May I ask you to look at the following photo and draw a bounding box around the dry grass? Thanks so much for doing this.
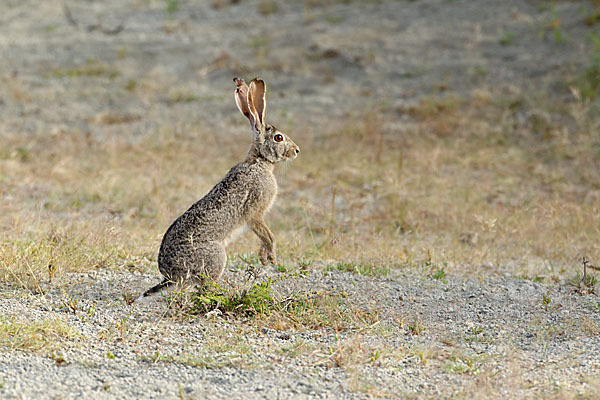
[0,316,79,354]
[1,85,599,287]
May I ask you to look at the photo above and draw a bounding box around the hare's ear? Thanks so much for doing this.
[233,77,256,128]
[248,78,266,128]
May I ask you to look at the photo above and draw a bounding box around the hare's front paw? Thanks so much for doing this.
[259,245,276,266]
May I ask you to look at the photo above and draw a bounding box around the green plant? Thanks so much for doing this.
[78,305,96,323]
[578,56,600,100]
[519,275,544,283]
[571,257,599,294]
[51,59,119,79]
[168,89,199,104]
[430,267,446,281]
[166,0,179,13]
[140,351,163,363]
[543,6,563,43]
[542,291,552,311]
[191,278,276,317]
[327,261,389,277]
[124,79,137,91]
[60,292,78,315]
[500,31,516,46]
[324,15,345,24]
[446,356,480,375]
[407,317,425,335]
[258,0,279,16]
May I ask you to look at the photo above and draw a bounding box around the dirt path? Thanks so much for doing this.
[0,267,598,399]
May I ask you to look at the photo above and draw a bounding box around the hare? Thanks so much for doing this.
[141,77,299,298]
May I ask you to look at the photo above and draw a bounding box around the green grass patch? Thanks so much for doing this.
[51,59,119,79]
[576,55,600,100]
[499,31,516,46]
[169,273,379,331]
[190,278,277,317]
[326,261,389,277]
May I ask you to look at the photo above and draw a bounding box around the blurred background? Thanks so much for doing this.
[0,0,599,287]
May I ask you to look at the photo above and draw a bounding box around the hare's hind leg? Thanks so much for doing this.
[192,240,227,285]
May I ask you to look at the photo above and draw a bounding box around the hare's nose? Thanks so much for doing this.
[294,147,300,155]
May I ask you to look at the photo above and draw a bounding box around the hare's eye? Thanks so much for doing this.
[274,134,284,142]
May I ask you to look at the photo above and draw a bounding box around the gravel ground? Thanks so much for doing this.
[1,0,600,398]
[0,268,598,399]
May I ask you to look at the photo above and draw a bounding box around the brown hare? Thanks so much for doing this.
[141,77,299,298]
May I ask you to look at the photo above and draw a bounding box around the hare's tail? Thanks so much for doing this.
[136,279,173,302]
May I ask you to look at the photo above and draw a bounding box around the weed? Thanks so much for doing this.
[582,317,600,335]
[430,267,446,281]
[10,146,30,161]
[106,350,115,359]
[124,79,137,91]
[165,0,179,13]
[140,350,258,369]
[166,267,378,331]
[446,356,480,375]
[249,36,270,50]
[79,305,96,323]
[60,292,78,315]
[98,317,130,341]
[500,31,516,46]
[140,351,163,363]
[408,345,433,365]
[406,317,425,335]
[326,261,389,277]
[0,221,134,291]
[519,275,544,283]
[542,290,552,311]
[471,65,488,77]
[49,350,67,365]
[541,6,564,43]
[167,89,199,104]
[190,278,276,317]
[275,263,292,273]
[280,339,314,358]
[325,335,381,368]
[571,257,599,294]
[584,8,600,26]
[0,316,79,354]
[122,291,137,305]
[464,326,494,344]
[258,0,279,16]
[576,56,600,100]
[51,59,119,79]
[324,15,345,24]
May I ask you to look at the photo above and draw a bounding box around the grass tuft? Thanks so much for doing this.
[326,261,389,277]
[167,270,379,331]
[0,316,79,354]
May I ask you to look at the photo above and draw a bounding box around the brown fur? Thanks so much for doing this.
[143,78,299,297]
